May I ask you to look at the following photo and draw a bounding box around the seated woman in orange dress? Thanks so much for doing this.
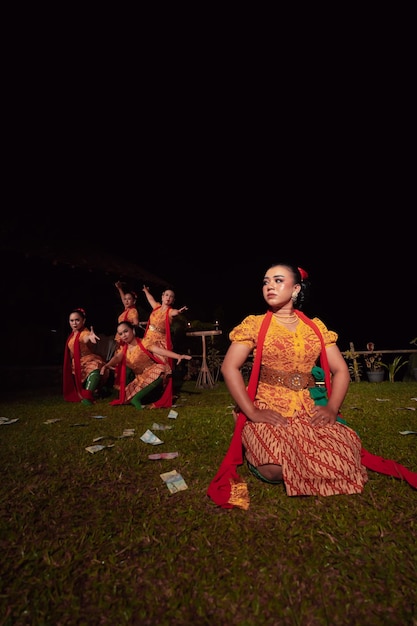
[101,321,191,409]
[208,263,368,508]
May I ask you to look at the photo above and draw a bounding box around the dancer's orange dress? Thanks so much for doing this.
[142,305,174,407]
[63,329,105,402]
[232,314,368,497]
[110,338,171,405]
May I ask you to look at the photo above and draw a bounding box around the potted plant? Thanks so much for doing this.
[380,355,408,382]
[364,342,384,382]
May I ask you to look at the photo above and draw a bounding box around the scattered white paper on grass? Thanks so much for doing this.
[92,430,135,443]
[399,430,417,435]
[120,429,135,438]
[160,470,188,493]
[152,422,173,431]
[85,444,115,454]
[148,452,179,460]
[0,417,19,425]
[167,410,178,419]
[140,429,163,445]
[376,398,390,402]
[43,419,62,424]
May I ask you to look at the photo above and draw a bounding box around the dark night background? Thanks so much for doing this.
[1,204,415,373]
[2,52,416,374]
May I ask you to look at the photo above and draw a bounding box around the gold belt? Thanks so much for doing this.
[149,324,165,334]
[259,366,315,391]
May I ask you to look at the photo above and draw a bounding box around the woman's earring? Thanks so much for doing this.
[292,294,297,302]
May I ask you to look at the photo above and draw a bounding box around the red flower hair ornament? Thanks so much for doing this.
[298,267,308,281]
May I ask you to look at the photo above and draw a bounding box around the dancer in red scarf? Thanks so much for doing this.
[141,285,188,408]
[102,321,191,409]
[207,263,417,509]
[114,281,140,338]
[63,308,108,405]
[113,282,141,389]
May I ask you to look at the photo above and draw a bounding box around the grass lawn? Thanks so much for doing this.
[1,380,416,625]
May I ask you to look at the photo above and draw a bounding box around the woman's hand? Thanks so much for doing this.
[88,326,100,344]
[310,405,338,427]
[176,354,192,364]
[247,407,289,427]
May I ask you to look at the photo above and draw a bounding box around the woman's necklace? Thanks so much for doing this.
[273,312,298,324]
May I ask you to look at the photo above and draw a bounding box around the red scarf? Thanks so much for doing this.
[122,308,132,321]
[207,310,417,509]
[110,337,165,406]
[63,331,93,403]
[207,312,272,509]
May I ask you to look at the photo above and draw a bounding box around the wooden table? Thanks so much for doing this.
[186,330,222,388]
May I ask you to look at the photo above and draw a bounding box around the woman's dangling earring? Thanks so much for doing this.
[292,293,297,303]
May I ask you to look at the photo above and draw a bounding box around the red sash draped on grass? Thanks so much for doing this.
[207,310,417,509]
[63,332,93,403]
[207,312,272,509]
